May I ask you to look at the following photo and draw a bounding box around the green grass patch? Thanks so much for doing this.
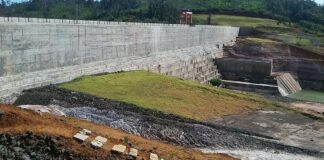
[246,38,277,43]
[60,71,271,121]
[278,34,312,47]
[193,14,288,28]
[289,90,324,104]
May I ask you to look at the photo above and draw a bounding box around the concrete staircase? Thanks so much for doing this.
[276,73,302,96]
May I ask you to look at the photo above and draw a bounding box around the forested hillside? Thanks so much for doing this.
[0,0,323,33]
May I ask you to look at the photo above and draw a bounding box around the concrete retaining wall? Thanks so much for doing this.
[0,17,239,97]
[216,58,275,84]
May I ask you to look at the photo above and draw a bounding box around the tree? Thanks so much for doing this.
[147,0,179,23]
[1,0,6,8]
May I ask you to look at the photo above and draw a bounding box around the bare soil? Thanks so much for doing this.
[0,104,235,160]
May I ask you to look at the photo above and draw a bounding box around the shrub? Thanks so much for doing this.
[210,78,222,87]
[0,109,5,117]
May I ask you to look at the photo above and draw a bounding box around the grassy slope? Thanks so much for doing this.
[60,71,270,121]
[246,37,277,43]
[193,14,286,28]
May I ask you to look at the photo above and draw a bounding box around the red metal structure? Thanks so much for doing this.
[180,9,192,24]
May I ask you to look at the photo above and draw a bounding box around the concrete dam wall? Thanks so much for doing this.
[0,17,239,97]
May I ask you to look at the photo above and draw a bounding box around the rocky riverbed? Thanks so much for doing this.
[14,85,324,159]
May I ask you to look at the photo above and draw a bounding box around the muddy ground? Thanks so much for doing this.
[14,85,324,159]
[211,110,324,152]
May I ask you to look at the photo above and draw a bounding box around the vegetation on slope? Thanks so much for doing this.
[193,14,287,28]
[193,14,324,53]
[60,71,270,121]
[246,38,277,43]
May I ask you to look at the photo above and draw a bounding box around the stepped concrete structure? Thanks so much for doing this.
[277,73,302,96]
[0,17,239,98]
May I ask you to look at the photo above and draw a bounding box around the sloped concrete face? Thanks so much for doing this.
[0,17,239,98]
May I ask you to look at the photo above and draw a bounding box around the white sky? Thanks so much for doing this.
[316,0,324,4]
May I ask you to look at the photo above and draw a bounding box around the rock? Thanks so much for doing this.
[51,138,58,145]
[13,147,23,153]
[0,145,8,155]
[19,154,31,160]
[30,152,36,157]
[44,146,51,152]
[11,139,17,146]
[0,136,7,142]
[150,153,159,160]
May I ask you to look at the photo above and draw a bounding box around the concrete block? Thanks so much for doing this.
[150,153,159,160]
[128,148,138,158]
[91,140,103,148]
[95,136,107,143]
[73,133,89,142]
[80,129,91,135]
[111,144,126,154]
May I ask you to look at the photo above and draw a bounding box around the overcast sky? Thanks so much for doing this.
[315,0,324,4]
[10,0,324,5]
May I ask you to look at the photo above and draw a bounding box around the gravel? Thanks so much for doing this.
[0,132,84,160]
[0,132,125,160]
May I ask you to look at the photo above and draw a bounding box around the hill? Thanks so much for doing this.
[193,14,324,53]
[60,71,271,121]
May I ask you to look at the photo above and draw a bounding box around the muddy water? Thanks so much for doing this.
[14,86,324,159]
